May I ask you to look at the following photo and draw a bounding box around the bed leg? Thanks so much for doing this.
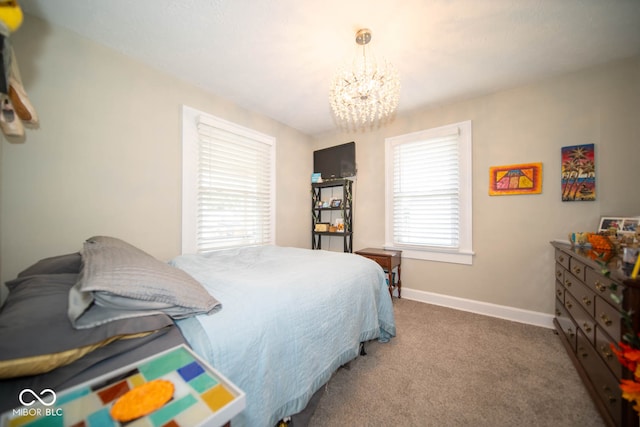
[359,342,367,356]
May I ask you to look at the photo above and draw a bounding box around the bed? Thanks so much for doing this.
[0,236,396,426]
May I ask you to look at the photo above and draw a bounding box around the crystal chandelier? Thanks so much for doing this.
[329,28,400,131]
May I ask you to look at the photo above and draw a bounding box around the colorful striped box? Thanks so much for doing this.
[0,345,245,427]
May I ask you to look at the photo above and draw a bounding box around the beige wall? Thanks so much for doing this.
[0,15,312,283]
[2,14,639,317]
[314,57,640,314]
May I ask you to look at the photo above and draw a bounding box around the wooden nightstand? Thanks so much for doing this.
[355,248,402,298]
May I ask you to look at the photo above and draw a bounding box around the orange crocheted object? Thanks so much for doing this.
[110,379,174,422]
[588,233,614,251]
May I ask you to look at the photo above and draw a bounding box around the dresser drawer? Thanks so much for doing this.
[555,262,565,284]
[555,249,570,269]
[565,292,596,345]
[362,255,391,270]
[577,330,622,426]
[562,271,580,294]
[595,295,623,343]
[595,325,623,379]
[565,271,595,317]
[555,280,564,303]
[555,298,577,352]
[586,267,624,307]
[569,257,587,282]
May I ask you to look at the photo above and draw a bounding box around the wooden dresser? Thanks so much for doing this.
[552,241,640,426]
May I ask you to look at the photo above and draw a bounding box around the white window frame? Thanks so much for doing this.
[181,105,276,254]
[384,120,473,265]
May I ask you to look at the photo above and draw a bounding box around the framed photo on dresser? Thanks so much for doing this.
[598,216,639,234]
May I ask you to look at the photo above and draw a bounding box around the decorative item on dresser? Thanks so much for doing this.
[552,241,640,427]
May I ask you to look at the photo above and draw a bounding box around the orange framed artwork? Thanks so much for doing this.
[489,162,542,196]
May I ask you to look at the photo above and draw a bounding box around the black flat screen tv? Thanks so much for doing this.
[313,142,356,180]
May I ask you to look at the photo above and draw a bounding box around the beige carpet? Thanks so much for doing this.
[309,298,606,427]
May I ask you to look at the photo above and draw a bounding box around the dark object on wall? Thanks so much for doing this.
[313,141,356,180]
[0,35,8,94]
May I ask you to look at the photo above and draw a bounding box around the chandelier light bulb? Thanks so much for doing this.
[329,28,400,131]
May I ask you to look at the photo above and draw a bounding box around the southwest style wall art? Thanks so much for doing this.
[489,162,542,196]
[561,143,595,201]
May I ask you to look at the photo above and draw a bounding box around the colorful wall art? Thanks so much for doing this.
[561,144,595,201]
[489,162,542,196]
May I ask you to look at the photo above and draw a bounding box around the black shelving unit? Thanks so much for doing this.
[311,179,353,252]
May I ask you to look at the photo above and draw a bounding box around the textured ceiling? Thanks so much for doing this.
[20,0,640,136]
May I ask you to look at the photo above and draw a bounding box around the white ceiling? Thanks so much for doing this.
[20,0,640,136]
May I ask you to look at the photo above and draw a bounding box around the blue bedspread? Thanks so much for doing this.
[170,246,396,427]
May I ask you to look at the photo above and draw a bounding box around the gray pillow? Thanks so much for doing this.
[17,252,82,277]
[0,282,8,309]
[0,252,82,310]
[69,236,221,329]
[0,273,174,377]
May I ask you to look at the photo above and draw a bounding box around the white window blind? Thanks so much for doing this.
[385,120,473,265]
[392,133,460,248]
[182,106,275,254]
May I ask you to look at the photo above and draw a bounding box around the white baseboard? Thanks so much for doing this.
[397,287,555,329]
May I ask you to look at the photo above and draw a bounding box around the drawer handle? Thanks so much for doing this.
[555,309,561,316]
[556,271,562,278]
[595,282,607,293]
[556,290,562,297]
[599,345,613,360]
[603,386,617,404]
[566,301,573,309]
[564,279,572,287]
[578,347,588,358]
[582,323,592,333]
[559,255,565,262]
[600,314,613,326]
[582,297,592,306]
[573,266,581,275]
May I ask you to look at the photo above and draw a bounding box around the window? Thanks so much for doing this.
[182,106,275,254]
[385,120,473,265]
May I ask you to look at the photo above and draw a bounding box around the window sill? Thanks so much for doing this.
[384,246,474,265]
